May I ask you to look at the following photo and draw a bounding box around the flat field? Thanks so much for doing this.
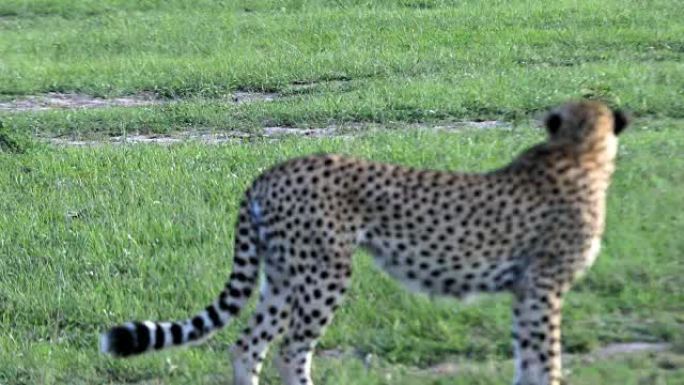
[0,1,683,384]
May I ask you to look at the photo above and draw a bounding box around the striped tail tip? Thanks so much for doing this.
[100,322,149,357]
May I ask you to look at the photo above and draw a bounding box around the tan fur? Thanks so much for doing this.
[101,101,627,385]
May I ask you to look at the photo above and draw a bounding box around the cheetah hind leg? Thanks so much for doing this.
[275,266,351,385]
[231,277,294,385]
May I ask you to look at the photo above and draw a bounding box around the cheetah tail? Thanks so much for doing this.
[99,199,264,357]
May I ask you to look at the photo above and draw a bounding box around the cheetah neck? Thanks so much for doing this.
[504,139,618,236]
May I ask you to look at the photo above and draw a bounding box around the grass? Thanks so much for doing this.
[1,126,683,384]
[1,0,683,383]
[1,0,684,136]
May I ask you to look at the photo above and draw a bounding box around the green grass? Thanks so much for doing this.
[1,0,684,136]
[1,125,683,384]
[1,0,683,383]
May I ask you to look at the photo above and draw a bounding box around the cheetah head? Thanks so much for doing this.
[544,101,629,146]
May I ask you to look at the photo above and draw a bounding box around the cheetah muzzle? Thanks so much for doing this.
[100,101,629,385]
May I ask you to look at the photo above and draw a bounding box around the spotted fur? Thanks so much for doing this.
[100,101,628,385]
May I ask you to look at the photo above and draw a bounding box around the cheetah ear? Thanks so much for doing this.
[613,110,629,135]
[544,112,562,135]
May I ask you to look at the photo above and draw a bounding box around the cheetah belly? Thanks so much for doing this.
[362,237,521,299]
[575,237,602,280]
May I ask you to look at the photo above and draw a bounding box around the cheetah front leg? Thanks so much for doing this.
[511,282,564,385]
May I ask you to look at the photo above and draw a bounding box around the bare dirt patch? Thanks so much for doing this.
[44,126,352,146]
[43,120,512,146]
[0,92,162,112]
[45,126,349,146]
[592,342,671,359]
[262,126,343,137]
[413,120,510,131]
[231,91,278,104]
[47,133,240,147]
[0,91,279,112]
[44,122,360,146]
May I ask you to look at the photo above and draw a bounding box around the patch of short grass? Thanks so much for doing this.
[0,123,682,384]
[4,64,684,137]
[1,0,683,134]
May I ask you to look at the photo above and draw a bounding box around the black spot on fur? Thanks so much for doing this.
[226,303,241,315]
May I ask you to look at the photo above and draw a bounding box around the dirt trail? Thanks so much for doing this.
[44,120,511,146]
[3,90,512,144]
[45,127,350,146]
[0,92,161,111]
[0,91,277,112]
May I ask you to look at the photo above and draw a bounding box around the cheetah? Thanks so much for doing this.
[100,101,629,385]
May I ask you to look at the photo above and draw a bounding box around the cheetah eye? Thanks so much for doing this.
[613,109,629,135]
[544,113,562,135]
